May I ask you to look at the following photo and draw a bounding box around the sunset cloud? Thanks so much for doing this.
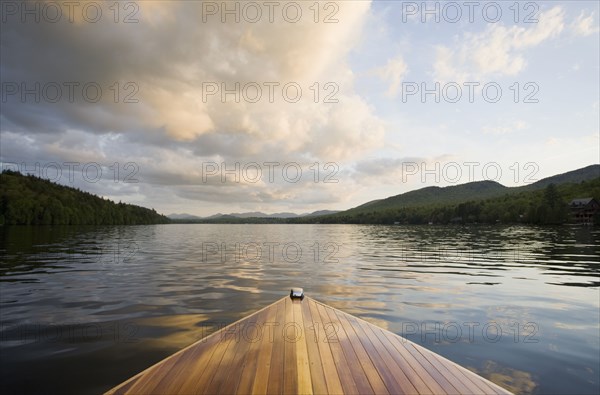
[1,1,598,216]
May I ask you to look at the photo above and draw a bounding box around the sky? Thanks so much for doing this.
[1,0,599,217]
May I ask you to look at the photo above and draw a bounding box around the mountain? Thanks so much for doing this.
[303,210,341,217]
[228,211,300,218]
[294,164,600,225]
[168,213,203,220]
[341,165,600,215]
[170,166,599,225]
[270,212,303,218]
[519,164,600,190]
[203,213,226,219]
[347,180,508,214]
[0,170,170,226]
[171,210,342,221]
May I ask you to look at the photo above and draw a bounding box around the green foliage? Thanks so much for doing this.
[348,180,508,214]
[520,164,600,190]
[342,165,599,217]
[0,170,170,226]
[293,178,600,226]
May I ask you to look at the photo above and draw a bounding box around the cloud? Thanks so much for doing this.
[1,0,383,162]
[482,120,529,135]
[376,56,409,98]
[571,11,600,37]
[1,0,387,213]
[351,155,458,187]
[433,7,565,82]
[0,126,359,214]
[3,1,595,216]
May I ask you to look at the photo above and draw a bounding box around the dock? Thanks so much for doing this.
[106,292,512,394]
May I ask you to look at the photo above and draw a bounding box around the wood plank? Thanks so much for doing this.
[150,326,227,394]
[174,331,228,393]
[109,298,285,395]
[195,321,240,394]
[202,326,243,393]
[250,301,279,394]
[236,307,273,394]
[180,299,281,394]
[115,353,183,394]
[459,367,511,395]
[216,309,264,394]
[283,297,299,394]
[314,300,360,394]
[106,296,514,395]
[334,310,390,394]
[353,316,418,395]
[300,296,328,394]
[382,330,455,395]
[107,377,138,395]
[343,314,405,395]
[416,344,509,395]
[406,343,492,394]
[405,343,460,394]
[266,297,286,394]
[441,353,511,395]
[370,326,435,394]
[322,304,374,394]
[293,299,313,394]
[308,299,344,394]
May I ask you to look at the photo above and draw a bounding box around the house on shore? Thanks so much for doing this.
[569,198,600,225]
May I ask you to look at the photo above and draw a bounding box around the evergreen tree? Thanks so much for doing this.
[0,170,170,226]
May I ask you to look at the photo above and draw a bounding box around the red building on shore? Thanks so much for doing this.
[569,198,600,225]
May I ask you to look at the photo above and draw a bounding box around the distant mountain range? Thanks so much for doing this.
[518,164,600,190]
[170,165,599,223]
[168,210,340,220]
[3,164,597,226]
[346,164,600,214]
[297,164,600,225]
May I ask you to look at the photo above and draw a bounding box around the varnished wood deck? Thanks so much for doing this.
[106,296,512,394]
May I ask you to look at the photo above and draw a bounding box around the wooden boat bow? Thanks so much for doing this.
[106,291,512,394]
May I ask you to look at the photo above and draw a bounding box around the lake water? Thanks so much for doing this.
[1,224,598,394]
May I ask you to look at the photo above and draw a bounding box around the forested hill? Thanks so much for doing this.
[0,170,170,225]
[349,180,507,213]
[292,165,600,225]
[348,165,600,214]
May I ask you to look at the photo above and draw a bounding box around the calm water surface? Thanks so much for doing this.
[1,224,599,394]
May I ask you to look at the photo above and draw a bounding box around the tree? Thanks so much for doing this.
[544,184,561,208]
[0,171,170,226]
[542,184,567,224]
